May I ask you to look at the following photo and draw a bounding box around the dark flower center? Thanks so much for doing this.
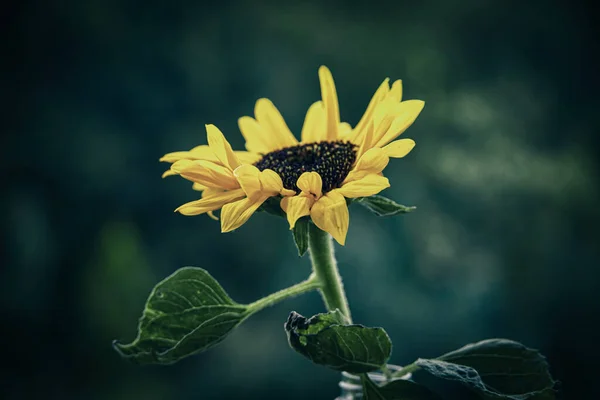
[254,141,357,193]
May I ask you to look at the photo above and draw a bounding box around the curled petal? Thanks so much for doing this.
[281,195,314,229]
[297,171,323,198]
[337,174,390,198]
[260,169,285,194]
[233,164,262,201]
[310,190,349,245]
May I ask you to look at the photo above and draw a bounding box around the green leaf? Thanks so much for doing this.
[416,339,556,399]
[356,195,416,216]
[292,217,309,256]
[284,310,392,373]
[362,375,443,400]
[113,267,249,364]
[257,196,286,218]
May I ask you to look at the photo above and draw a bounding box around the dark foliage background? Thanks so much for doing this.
[3,0,599,399]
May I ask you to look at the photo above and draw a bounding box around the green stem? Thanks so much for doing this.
[390,362,420,379]
[247,274,320,314]
[308,223,352,322]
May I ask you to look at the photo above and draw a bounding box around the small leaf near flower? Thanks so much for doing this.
[113,267,248,364]
[284,310,392,373]
[356,195,416,216]
[257,196,286,218]
[361,375,443,400]
[415,338,556,399]
[292,217,310,256]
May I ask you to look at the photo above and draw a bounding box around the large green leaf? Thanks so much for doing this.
[113,267,248,364]
[356,195,416,216]
[285,310,392,373]
[362,375,443,400]
[292,217,309,257]
[416,339,556,399]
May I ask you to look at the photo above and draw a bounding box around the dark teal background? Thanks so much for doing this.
[3,0,598,399]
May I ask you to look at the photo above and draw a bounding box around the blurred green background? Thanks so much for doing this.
[3,0,598,399]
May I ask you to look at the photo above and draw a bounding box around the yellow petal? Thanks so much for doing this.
[162,169,178,178]
[206,124,240,170]
[233,164,262,201]
[235,151,261,164]
[238,116,274,154]
[356,121,375,160]
[221,195,269,232]
[338,122,352,139]
[382,139,416,158]
[160,151,194,163]
[297,171,323,198]
[172,159,239,190]
[192,182,208,191]
[337,174,390,198]
[319,66,340,141]
[344,147,389,183]
[260,169,286,194]
[175,188,246,216]
[374,100,425,148]
[310,190,349,245]
[255,98,298,149]
[161,145,259,166]
[372,99,402,145]
[388,80,403,102]
[301,101,327,143]
[354,147,390,174]
[281,195,314,229]
[349,78,390,144]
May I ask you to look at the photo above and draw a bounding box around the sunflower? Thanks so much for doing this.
[161,66,424,245]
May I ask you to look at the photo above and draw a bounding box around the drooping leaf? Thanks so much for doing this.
[362,375,443,400]
[113,267,249,364]
[356,195,416,216]
[292,217,309,256]
[285,310,392,373]
[415,339,556,399]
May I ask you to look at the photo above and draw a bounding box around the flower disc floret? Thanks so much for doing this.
[254,141,357,193]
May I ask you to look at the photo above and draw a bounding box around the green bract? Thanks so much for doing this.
[356,195,416,216]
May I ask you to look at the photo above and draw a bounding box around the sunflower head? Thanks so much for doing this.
[161,66,424,245]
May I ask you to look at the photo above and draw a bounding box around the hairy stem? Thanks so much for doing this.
[247,274,321,314]
[308,223,352,322]
[391,362,420,379]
